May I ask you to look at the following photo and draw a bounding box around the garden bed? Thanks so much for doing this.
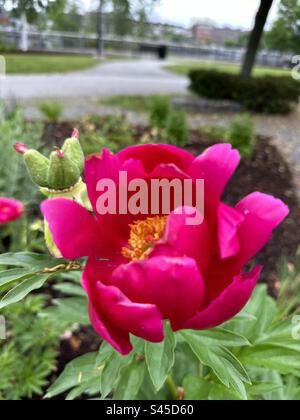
[42,126,300,398]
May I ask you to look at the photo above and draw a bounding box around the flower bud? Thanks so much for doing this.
[47,148,81,190]
[62,134,85,174]
[72,128,80,139]
[23,150,50,188]
[14,143,30,155]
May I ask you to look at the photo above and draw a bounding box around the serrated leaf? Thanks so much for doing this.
[0,273,52,309]
[181,331,250,400]
[114,362,145,400]
[145,323,176,391]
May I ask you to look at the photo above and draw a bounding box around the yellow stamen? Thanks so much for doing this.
[122,216,167,261]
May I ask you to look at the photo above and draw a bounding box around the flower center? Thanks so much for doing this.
[122,216,167,261]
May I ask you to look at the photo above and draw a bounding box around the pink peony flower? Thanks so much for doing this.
[42,144,289,355]
[0,198,24,225]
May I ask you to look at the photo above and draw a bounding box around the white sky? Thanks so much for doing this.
[84,0,281,29]
[155,0,281,29]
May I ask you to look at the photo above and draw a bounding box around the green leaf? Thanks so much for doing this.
[240,344,300,376]
[246,382,283,398]
[0,273,52,309]
[0,268,35,288]
[42,297,89,326]
[114,361,146,400]
[65,377,101,401]
[189,328,250,348]
[244,285,278,341]
[208,384,243,401]
[183,375,211,400]
[45,352,100,399]
[145,323,176,391]
[53,283,86,297]
[0,252,64,271]
[100,351,132,399]
[181,331,250,400]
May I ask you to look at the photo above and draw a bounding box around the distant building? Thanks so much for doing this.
[192,21,244,45]
[0,11,11,26]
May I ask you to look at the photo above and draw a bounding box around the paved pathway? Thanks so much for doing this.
[1,59,188,100]
[1,58,299,200]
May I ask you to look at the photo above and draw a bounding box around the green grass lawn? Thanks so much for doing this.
[101,95,172,113]
[3,53,102,74]
[165,61,291,77]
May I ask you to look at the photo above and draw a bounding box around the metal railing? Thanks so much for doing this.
[0,27,292,68]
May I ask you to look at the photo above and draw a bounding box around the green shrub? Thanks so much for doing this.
[0,43,18,54]
[0,295,61,400]
[79,115,134,156]
[80,132,119,156]
[38,102,63,123]
[0,107,42,202]
[198,124,227,141]
[165,109,189,147]
[149,96,171,129]
[225,114,256,159]
[189,70,300,114]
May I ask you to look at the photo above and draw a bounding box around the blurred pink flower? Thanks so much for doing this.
[0,198,24,225]
[42,144,289,355]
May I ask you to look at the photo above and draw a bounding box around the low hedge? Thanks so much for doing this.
[189,69,300,114]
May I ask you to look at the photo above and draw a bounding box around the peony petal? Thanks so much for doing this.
[152,207,211,275]
[117,144,194,174]
[218,203,245,259]
[235,192,289,266]
[84,149,121,216]
[83,259,164,355]
[41,198,100,259]
[89,303,132,355]
[184,265,262,330]
[189,144,240,209]
[112,256,205,330]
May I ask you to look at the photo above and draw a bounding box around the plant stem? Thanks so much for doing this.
[166,375,178,400]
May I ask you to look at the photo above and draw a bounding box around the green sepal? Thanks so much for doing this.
[47,151,80,190]
[24,150,50,188]
[62,137,85,173]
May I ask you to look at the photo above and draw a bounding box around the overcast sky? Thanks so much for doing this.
[85,0,281,29]
[155,0,281,29]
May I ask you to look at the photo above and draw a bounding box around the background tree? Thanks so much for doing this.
[0,0,65,50]
[264,0,300,52]
[111,0,133,36]
[241,0,274,78]
[48,1,83,33]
